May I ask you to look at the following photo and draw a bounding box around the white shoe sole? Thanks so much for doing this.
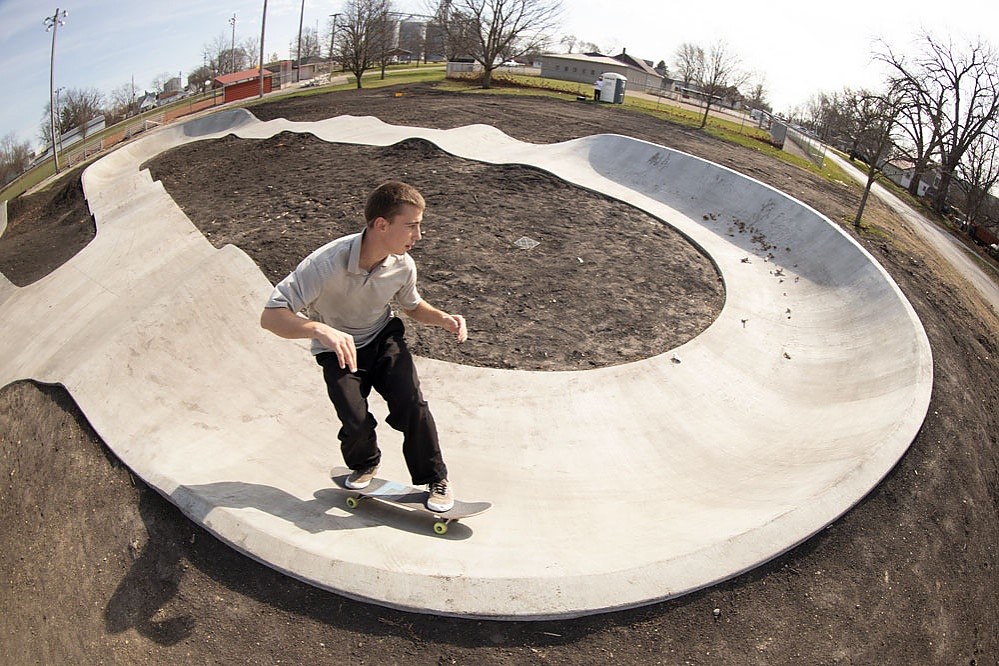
[426,500,454,512]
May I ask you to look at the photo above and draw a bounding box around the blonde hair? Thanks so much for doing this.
[364,181,425,225]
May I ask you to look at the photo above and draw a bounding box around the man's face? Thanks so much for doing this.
[381,203,424,254]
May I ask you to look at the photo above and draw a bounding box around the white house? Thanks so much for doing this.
[881,159,942,197]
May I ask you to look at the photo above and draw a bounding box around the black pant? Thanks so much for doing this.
[316,317,447,486]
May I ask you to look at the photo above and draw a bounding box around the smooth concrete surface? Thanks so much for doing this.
[0,109,933,619]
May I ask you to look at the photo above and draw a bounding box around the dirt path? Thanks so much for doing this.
[1,82,996,665]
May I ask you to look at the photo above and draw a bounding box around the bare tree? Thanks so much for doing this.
[369,10,398,79]
[429,0,479,62]
[880,33,999,211]
[847,86,905,229]
[203,34,229,76]
[893,74,944,198]
[243,35,261,68]
[694,41,749,129]
[430,0,562,89]
[39,88,104,143]
[1,133,32,187]
[672,42,703,88]
[955,128,999,227]
[559,34,578,53]
[556,33,600,54]
[744,80,770,113]
[337,0,393,89]
[801,90,852,142]
[291,26,322,62]
[59,87,104,142]
[187,65,214,93]
[107,81,139,123]
[202,34,249,76]
[37,85,104,149]
[877,38,947,198]
[150,72,174,93]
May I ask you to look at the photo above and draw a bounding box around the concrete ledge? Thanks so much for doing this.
[0,110,932,619]
[0,198,12,303]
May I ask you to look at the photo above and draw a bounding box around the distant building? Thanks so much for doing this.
[138,91,159,112]
[399,20,427,60]
[297,56,329,81]
[214,68,274,103]
[881,159,943,198]
[164,76,183,94]
[540,50,665,93]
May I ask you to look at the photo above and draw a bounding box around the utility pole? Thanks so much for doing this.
[259,0,268,98]
[229,13,237,73]
[43,7,67,174]
[296,0,306,83]
[55,86,64,155]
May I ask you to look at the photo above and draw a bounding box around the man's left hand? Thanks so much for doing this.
[444,314,468,343]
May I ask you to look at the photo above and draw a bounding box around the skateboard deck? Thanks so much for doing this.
[330,466,491,534]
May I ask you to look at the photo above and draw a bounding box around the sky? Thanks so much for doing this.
[1,0,995,149]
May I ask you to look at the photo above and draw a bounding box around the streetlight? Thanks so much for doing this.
[229,13,237,74]
[44,7,67,174]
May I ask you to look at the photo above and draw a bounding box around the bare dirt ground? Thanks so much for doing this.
[1,83,997,665]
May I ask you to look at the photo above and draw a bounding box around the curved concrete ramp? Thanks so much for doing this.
[0,109,933,619]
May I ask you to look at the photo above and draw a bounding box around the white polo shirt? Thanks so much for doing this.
[265,231,422,354]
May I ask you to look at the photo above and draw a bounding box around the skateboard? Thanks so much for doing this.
[330,466,491,535]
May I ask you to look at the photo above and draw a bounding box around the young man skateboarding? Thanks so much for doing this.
[260,181,467,512]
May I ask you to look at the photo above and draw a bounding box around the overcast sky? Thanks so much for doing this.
[0,0,993,149]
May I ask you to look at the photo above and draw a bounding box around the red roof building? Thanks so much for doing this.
[214,68,273,103]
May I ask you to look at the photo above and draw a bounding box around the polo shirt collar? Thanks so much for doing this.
[348,229,401,275]
[347,231,366,275]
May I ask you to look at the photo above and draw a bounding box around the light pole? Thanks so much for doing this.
[44,7,67,174]
[296,0,305,83]
[229,13,237,73]
[329,13,340,74]
[54,86,64,157]
[258,0,267,98]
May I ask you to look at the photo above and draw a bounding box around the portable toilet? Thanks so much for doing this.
[600,72,627,103]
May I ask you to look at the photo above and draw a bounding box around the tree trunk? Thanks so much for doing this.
[933,166,955,211]
[482,67,493,89]
[700,102,711,129]
[854,165,878,229]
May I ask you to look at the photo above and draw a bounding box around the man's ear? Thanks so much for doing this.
[371,216,389,232]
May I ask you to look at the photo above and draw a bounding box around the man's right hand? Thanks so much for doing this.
[313,324,358,373]
[260,307,358,373]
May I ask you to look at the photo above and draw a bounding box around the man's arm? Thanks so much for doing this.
[260,307,358,372]
[401,301,468,343]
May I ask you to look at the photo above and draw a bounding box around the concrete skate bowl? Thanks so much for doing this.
[0,109,932,619]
